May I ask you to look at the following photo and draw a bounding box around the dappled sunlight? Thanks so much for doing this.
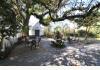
[40,40,100,66]
[96,38,100,40]
[40,55,67,66]
[47,38,55,42]
[9,57,15,61]
[0,37,100,66]
[9,56,19,61]
[84,44,100,51]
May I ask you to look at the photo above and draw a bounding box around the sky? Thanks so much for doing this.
[58,0,100,16]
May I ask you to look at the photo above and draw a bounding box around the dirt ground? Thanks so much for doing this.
[0,38,100,66]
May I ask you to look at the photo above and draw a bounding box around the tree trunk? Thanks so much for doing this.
[22,12,30,36]
[85,26,91,39]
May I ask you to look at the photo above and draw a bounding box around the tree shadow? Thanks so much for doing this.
[40,43,100,66]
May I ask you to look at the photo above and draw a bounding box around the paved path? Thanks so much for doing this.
[0,38,100,66]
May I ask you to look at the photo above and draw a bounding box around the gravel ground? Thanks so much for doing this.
[0,38,100,66]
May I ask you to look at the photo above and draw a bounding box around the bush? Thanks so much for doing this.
[44,31,53,38]
[78,30,96,37]
[51,40,65,48]
[96,34,100,38]
[69,33,78,37]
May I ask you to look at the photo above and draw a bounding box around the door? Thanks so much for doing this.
[35,30,40,37]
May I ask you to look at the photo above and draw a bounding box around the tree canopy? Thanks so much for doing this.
[0,0,100,35]
[9,0,100,24]
[0,0,18,37]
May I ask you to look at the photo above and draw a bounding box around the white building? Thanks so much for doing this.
[28,15,44,36]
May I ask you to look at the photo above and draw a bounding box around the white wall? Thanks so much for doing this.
[28,15,44,36]
[29,27,44,36]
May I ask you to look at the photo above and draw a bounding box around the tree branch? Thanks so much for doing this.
[51,2,100,22]
[32,1,100,22]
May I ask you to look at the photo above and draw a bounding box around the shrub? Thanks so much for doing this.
[44,31,53,38]
[51,40,65,48]
[78,30,96,37]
